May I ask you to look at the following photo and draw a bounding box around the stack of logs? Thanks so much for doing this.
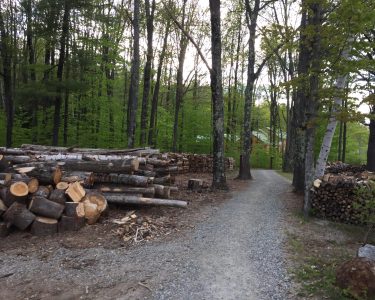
[187,154,235,173]
[311,163,375,224]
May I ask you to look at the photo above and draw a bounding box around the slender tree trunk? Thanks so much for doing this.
[140,0,156,145]
[367,105,375,171]
[127,0,140,148]
[63,43,70,146]
[209,0,227,189]
[52,0,70,146]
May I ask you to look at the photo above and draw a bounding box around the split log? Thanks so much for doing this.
[60,171,94,186]
[22,165,62,185]
[93,173,152,187]
[83,192,107,213]
[56,181,69,190]
[153,184,171,199]
[61,159,139,173]
[0,222,8,237]
[188,179,203,191]
[30,217,58,236]
[49,189,67,205]
[83,201,100,225]
[58,215,85,232]
[0,199,7,216]
[65,182,86,202]
[3,202,36,230]
[9,181,29,204]
[33,186,51,198]
[64,202,85,218]
[105,195,187,208]
[99,186,155,198]
[29,196,64,219]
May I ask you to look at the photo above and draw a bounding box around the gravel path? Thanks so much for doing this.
[0,170,292,300]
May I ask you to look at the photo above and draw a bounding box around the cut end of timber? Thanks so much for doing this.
[10,181,29,197]
[53,167,62,185]
[15,166,35,174]
[28,178,39,193]
[65,182,86,202]
[56,181,69,190]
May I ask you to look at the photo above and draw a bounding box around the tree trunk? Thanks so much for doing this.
[105,195,187,208]
[127,0,140,148]
[367,107,375,171]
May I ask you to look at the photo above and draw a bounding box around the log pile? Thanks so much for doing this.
[311,165,375,224]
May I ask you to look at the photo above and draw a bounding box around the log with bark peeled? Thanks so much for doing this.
[0,199,7,216]
[58,215,85,232]
[93,173,152,187]
[105,195,187,208]
[21,165,62,185]
[65,182,86,202]
[29,196,64,219]
[61,159,139,173]
[49,189,67,205]
[30,217,58,236]
[64,202,85,218]
[9,181,29,204]
[99,186,155,198]
[3,202,36,230]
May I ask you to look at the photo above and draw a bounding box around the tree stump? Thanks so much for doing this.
[29,196,64,219]
[3,202,36,230]
[30,217,58,236]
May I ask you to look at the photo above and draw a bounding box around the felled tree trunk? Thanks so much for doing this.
[23,166,62,185]
[105,195,187,208]
[93,174,152,187]
[62,159,139,173]
[99,185,155,198]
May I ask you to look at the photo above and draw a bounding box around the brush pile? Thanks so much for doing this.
[311,162,375,224]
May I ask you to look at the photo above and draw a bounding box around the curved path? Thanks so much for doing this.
[1,170,292,300]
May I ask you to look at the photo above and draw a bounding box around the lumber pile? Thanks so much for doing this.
[311,163,375,224]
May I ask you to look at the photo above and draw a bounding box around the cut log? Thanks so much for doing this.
[0,222,9,237]
[64,202,85,218]
[30,217,58,236]
[58,215,85,232]
[146,158,170,167]
[0,155,10,172]
[99,186,155,198]
[93,173,152,187]
[153,174,173,185]
[61,159,139,173]
[0,188,10,206]
[134,170,156,177]
[9,181,29,203]
[29,196,64,219]
[83,192,107,213]
[65,182,86,202]
[188,179,203,191]
[83,201,100,225]
[153,184,171,199]
[3,202,36,230]
[22,165,62,185]
[60,171,94,186]
[105,195,187,208]
[0,199,7,216]
[155,166,179,175]
[49,189,67,205]
[7,177,39,194]
[56,181,69,190]
[33,186,51,198]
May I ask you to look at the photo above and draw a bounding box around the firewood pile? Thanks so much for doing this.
[311,162,375,224]
[325,162,367,175]
[186,154,235,173]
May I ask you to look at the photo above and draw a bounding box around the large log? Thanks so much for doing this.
[21,165,62,185]
[58,215,85,232]
[29,196,64,219]
[8,177,39,194]
[30,217,58,236]
[93,173,152,187]
[83,192,107,213]
[61,159,139,173]
[49,189,67,205]
[83,201,100,225]
[8,181,29,204]
[99,186,155,198]
[105,195,187,208]
[3,202,36,230]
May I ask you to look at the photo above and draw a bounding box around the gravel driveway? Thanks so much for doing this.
[0,170,292,300]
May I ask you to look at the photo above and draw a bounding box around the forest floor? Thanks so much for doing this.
[0,170,373,299]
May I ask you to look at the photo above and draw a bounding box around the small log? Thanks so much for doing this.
[146,158,170,167]
[188,179,203,191]
[3,202,36,230]
[93,173,152,187]
[153,184,171,199]
[99,186,155,198]
[64,202,85,217]
[105,195,187,208]
[0,199,7,216]
[83,192,107,213]
[65,182,86,202]
[58,215,85,232]
[9,181,29,203]
[49,189,67,205]
[34,186,51,198]
[29,196,64,219]
[0,222,9,237]
[56,181,69,190]
[30,217,58,236]
[61,159,139,173]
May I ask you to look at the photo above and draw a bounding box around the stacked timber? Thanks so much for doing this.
[187,154,235,172]
[311,168,375,224]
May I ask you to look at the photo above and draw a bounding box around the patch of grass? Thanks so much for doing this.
[276,170,293,181]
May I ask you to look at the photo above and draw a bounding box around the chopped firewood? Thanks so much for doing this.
[83,201,100,225]
[65,182,86,202]
[83,192,107,213]
[33,186,51,198]
[153,184,170,199]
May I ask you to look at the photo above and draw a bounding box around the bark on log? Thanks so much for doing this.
[83,201,100,224]
[22,166,62,185]
[60,171,94,186]
[99,186,155,198]
[0,199,7,216]
[29,196,64,219]
[0,155,10,172]
[153,174,174,185]
[0,222,9,237]
[134,170,156,177]
[33,186,50,198]
[64,202,85,217]
[0,188,11,207]
[9,181,29,203]
[30,217,58,236]
[0,173,12,183]
[65,182,86,202]
[3,202,36,230]
[61,159,139,173]
[105,195,187,208]
[49,189,67,205]
[153,184,170,199]
[83,192,107,213]
[93,173,152,187]
[170,186,178,193]
[58,215,85,232]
